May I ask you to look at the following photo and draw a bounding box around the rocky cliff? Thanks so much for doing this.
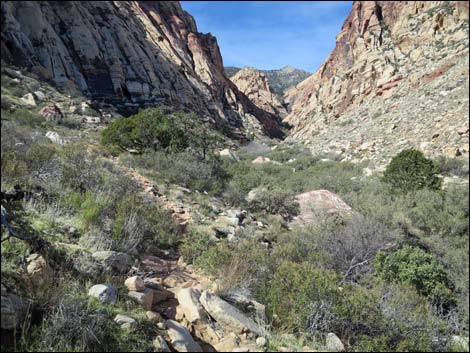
[1,1,283,138]
[226,66,311,98]
[230,67,287,117]
[284,1,469,164]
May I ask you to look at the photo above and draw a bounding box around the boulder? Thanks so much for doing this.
[91,251,133,273]
[166,319,202,352]
[46,131,64,145]
[151,288,174,304]
[219,148,240,161]
[256,336,268,347]
[146,311,163,322]
[128,288,154,310]
[252,156,281,165]
[1,286,30,330]
[199,291,262,336]
[451,335,469,351]
[292,189,354,226]
[153,336,171,352]
[246,187,268,203]
[214,336,239,352]
[124,276,145,292]
[114,314,137,331]
[326,333,345,352]
[88,284,117,304]
[443,147,462,158]
[176,288,206,323]
[33,90,47,101]
[39,104,63,121]
[20,93,36,106]
[26,253,52,287]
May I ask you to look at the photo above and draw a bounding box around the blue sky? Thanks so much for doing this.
[180,1,352,72]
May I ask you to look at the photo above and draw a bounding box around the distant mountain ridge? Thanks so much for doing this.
[225,66,311,97]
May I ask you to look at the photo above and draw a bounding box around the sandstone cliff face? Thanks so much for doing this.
[230,67,287,117]
[1,1,283,138]
[285,1,469,163]
[226,66,311,99]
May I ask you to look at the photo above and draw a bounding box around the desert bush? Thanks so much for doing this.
[435,155,469,177]
[248,188,299,219]
[267,261,340,331]
[1,108,44,127]
[317,215,399,282]
[127,150,229,194]
[101,106,221,156]
[406,185,469,238]
[59,143,102,192]
[179,231,213,264]
[383,149,442,192]
[25,293,151,352]
[374,245,454,307]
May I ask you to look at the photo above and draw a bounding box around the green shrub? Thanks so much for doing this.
[1,108,44,127]
[374,245,454,307]
[267,261,340,331]
[25,294,152,352]
[383,149,442,192]
[101,106,221,155]
[248,188,299,219]
[179,232,213,264]
[436,155,469,177]
[60,143,102,192]
[127,151,229,194]
[194,242,233,276]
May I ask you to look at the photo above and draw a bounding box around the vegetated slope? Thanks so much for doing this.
[284,1,469,165]
[1,1,283,138]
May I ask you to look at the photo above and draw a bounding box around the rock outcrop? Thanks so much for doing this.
[226,65,311,98]
[284,1,469,164]
[1,1,283,138]
[230,67,287,117]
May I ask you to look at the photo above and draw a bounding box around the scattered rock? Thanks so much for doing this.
[91,251,133,273]
[151,288,174,304]
[166,319,202,352]
[124,276,145,292]
[146,311,163,322]
[457,126,469,136]
[451,335,469,351]
[46,131,64,145]
[246,187,267,203]
[26,253,52,287]
[326,332,345,352]
[114,314,137,331]
[20,93,36,106]
[39,104,63,121]
[175,288,206,323]
[1,286,30,330]
[219,148,240,161]
[199,291,262,336]
[33,90,47,101]
[153,336,171,352]
[128,288,154,310]
[214,336,239,352]
[88,284,117,304]
[252,156,281,165]
[256,336,268,347]
[443,146,462,157]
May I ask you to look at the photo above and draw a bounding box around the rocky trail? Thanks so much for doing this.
[106,156,193,228]
[97,157,269,352]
